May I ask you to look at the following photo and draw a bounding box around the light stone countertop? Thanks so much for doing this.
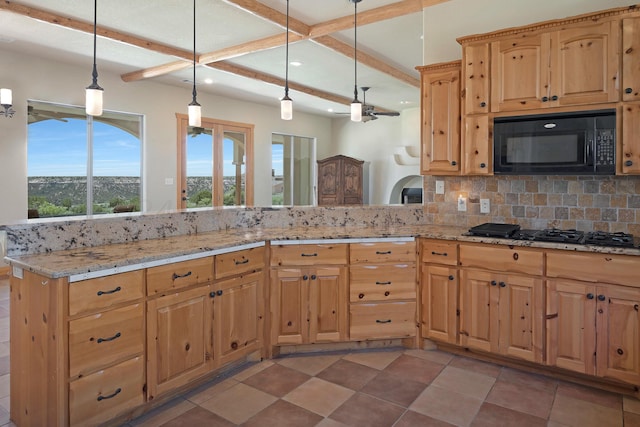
[5,224,640,279]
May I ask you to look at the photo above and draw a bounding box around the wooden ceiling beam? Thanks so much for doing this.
[220,0,311,35]
[198,32,305,65]
[0,1,193,61]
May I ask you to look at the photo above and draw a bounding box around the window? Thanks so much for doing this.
[27,101,143,218]
[177,114,254,208]
[271,133,316,206]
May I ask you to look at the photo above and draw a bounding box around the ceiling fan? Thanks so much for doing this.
[188,126,212,137]
[337,87,400,122]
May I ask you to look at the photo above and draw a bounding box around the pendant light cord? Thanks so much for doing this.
[191,0,198,104]
[353,0,358,102]
[284,0,290,97]
[90,0,99,87]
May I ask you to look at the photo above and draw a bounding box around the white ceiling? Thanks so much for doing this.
[0,0,425,118]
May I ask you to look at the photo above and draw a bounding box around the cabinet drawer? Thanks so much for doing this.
[350,301,417,340]
[349,241,416,264]
[69,270,144,316]
[547,251,640,288]
[350,264,416,302]
[146,257,214,295]
[69,356,145,427]
[459,244,543,275]
[215,246,265,279]
[69,303,144,378]
[270,243,348,266]
[421,240,458,265]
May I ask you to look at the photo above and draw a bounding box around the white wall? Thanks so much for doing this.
[423,0,635,63]
[0,48,333,224]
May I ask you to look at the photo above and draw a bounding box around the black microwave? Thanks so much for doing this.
[493,109,616,175]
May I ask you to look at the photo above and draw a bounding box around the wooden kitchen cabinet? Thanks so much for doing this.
[271,266,347,345]
[462,43,491,115]
[622,17,640,102]
[317,155,364,206]
[417,61,461,175]
[489,21,619,112]
[462,114,491,175]
[420,239,458,345]
[147,284,215,400]
[621,103,640,174]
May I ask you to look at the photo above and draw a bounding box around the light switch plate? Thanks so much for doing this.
[435,180,444,194]
[457,196,467,212]
[480,199,490,214]
[165,178,174,185]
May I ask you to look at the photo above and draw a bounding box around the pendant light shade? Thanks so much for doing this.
[86,0,103,116]
[188,0,202,127]
[280,0,292,120]
[350,0,362,122]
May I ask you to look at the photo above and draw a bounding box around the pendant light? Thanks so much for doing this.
[350,0,362,122]
[85,0,103,116]
[188,0,202,127]
[280,0,293,120]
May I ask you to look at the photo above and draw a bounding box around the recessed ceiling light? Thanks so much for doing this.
[400,100,413,105]
[204,78,213,84]
[327,108,334,112]
[290,61,302,67]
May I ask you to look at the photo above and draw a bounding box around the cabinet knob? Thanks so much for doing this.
[358,293,365,299]
[181,197,187,201]
[625,88,633,94]
[480,101,486,107]
[597,294,606,301]
[617,348,624,355]
[491,280,497,286]
[448,275,454,281]
[480,163,486,168]
[499,282,506,288]
[542,96,549,102]
[384,291,390,297]
[209,291,216,298]
[625,160,633,167]
[551,95,558,101]
[586,293,594,300]
[451,161,457,166]
[216,290,223,296]
[303,275,309,280]
[311,274,317,280]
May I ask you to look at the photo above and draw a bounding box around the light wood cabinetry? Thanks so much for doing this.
[349,241,417,340]
[490,22,619,112]
[621,103,640,173]
[317,155,364,206]
[622,17,640,102]
[463,114,491,175]
[462,43,491,115]
[270,243,348,345]
[458,244,544,363]
[547,251,640,385]
[420,239,458,344]
[417,61,461,175]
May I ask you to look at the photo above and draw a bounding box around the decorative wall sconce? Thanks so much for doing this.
[0,88,15,118]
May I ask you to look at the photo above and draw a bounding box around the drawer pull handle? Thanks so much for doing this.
[376,319,392,324]
[97,388,122,401]
[301,253,318,257]
[97,332,121,344]
[234,259,249,265]
[376,281,391,285]
[172,271,192,280]
[375,251,392,255]
[97,286,121,296]
[431,251,447,256]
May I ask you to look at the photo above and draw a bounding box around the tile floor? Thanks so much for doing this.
[0,275,639,426]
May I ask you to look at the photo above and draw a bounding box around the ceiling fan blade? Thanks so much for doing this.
[372,111,400,116]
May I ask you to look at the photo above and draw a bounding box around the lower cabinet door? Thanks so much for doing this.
[69,356,145,426]
[596,284,640,385]
[459,269,497,353]
[147,285,214,400]
[309,266,348,343]
[350,301,417,340]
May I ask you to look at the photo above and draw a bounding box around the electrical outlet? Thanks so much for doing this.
[457,196,467,212]
[435,180,445,194]
[480,198,490,214]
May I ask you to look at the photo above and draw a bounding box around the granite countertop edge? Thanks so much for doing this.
[5,224,640,279]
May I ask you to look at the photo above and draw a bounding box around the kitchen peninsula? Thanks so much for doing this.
[4,205,640,426]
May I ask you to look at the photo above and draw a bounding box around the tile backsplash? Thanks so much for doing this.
[423,175,640,234]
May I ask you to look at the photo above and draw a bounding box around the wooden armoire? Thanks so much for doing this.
[317,155,364,205]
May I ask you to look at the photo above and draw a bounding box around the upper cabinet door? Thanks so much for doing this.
[463,43,490,115]
[420,66,461,174]
[490,33,550,112]
[622,17,640,102]
[551,21,619,106]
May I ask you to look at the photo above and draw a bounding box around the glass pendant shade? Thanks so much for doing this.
[188,102,201,127]
[281,96,292,120]
[85,86,103,116]
[350,101,362,122]
[0,88,12,106]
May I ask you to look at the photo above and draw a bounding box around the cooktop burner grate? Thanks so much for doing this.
[583,231,635,248]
